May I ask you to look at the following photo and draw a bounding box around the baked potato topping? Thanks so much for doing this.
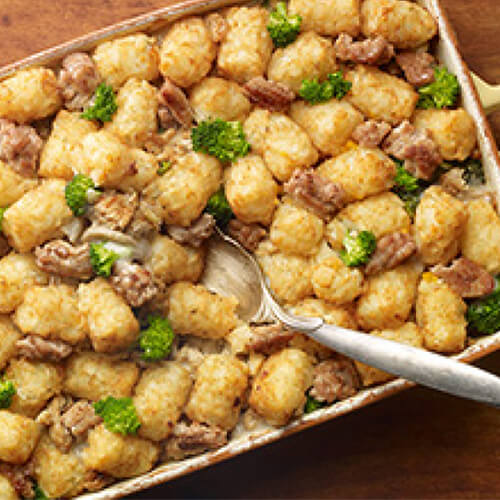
[0,0,495,497]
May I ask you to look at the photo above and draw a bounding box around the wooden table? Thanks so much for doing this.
[1,1,499,498]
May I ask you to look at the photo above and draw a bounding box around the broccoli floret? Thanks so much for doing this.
[267,2,302,48]
[139,315,175,362]
[339,230,376,267]
[157,160,172,176]
[461,159,485,185]
[391,162,424,217]
[192,119,250,163]
[65,174,101,216]
[33,484,49,500]
[205,188,233,227]
[89,242,133,277]
[81,83,118,122]
[0,207,7,233]
[299,72,352,104]
[417,66,460,110]
[0,378,15,409]
[466,285,500,336]
[304,395,327,414]
[93,396,141,435]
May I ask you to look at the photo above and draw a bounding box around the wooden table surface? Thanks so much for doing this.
[1,1,499,498]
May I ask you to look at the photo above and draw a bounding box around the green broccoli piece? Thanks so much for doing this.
[65,174,101,216]
[192,119,250,163]
[339,230,376,267]
[394,163,420,193]
[93,396,141,435]
[157,160,172,176]
[417,67,460,110]
[81,83,118,122]
[461,159,485,185]
[398,191,422,218]
[299,72,352,104]
[205,188,233,227]
[267,2,302,48]
[0,207,7,232]
[466,285,500,336]
[89,242,133,277]
[0,378,15,409]
[139,315,175,361]
[304,395,327,414]
[33,484,49,500]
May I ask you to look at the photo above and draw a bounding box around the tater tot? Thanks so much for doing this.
[257,240,313,304]
[33,434,88,499]
[3,179,72,253]
[311,255,364,305]
[346,65,418,125]
[5,358,63,418]
[267,31,337,93]
[104,78,158,148]
[13,284,87,345]
[0,475,18,500]
[249,348,313,426]
[83,424,159,478]
[78,279,139,354]
[0,411,40,464]
[415,186,467,265]
[316,147,396,203]
[93,34,159,89]
[160,17,216,88]
[461,199,500,274]
[413,109,477,161]
[39,110,98,180]
[186,354,248,430]
[119,148,158,191]
[416,277,467,353]
[0,161,37,206]
[218,7,273,83]
[74,130,134,188]
[0,316,21,370]
[146,235,204,285]
[361,0,437,49]
[354,323,424,386]
[142,151,221,227]
[289,0,360,37]
[289,100,363,157]
[167,282,238,339]
[0,68,61,123]
[225,154,278,226]
[64,352,139,401]
[244,110,319,182]
[270,199,324,256]
[134,363,193,441]
[0,253,48,313]
[356,261,422,331]
[189,77,251,123]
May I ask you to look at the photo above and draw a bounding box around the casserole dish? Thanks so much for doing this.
[0,1,499,499]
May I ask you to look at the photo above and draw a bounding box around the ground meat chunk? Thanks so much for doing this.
[35,240,93,279]
[205,13,228,43]
[60,400,102,438]
[58,52,101,110]
[0,119,43,177]
[90,190,138,231]
[365,232,417,276]
[396,51,436,87]
[158,78,194,128]
[247,324,294,355]
[111,261,158,307]
[227,219,266,252]
[309,357,360,403]
[352,120,392,148]
[439,168,467,196]
[243,77,295,112]
[36,396,74,452]
[157,107,178,130]
[0,462,35,498]
[283,168,347,220]
[167,213,216,248]
[431,257,495,298]
[16,335,73,363]
[165,421,228,460]
[334,34,394,65]
[383,120,442,180]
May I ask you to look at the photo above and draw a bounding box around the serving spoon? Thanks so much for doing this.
[201,227,500,408]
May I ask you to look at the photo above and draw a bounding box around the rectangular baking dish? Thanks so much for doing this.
[1,1,499,498]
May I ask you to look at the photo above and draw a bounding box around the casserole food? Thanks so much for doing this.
[0,1,499,499]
